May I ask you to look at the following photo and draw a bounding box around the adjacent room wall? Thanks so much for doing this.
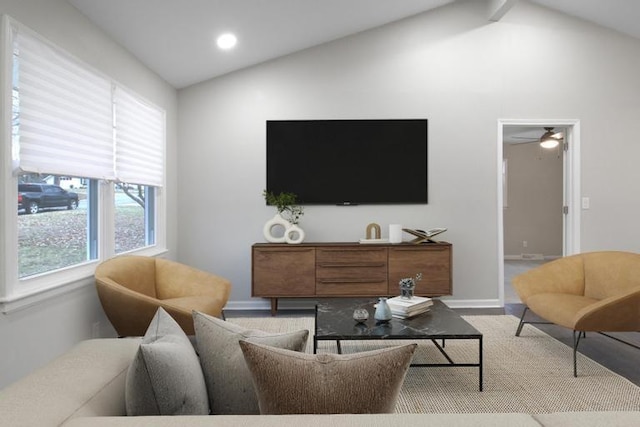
[503,142,563,258]
[0,0,178,388]
[177,0,640,309]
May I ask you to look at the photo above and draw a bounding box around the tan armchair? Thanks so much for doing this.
[513,251,640,376]
[95,255,231,336]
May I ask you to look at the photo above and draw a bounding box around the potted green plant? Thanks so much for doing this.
[262,190,304,224]
[262,190,305,244]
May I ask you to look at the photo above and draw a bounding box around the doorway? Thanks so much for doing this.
[497,119,581,306]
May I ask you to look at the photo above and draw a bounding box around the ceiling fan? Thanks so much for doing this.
[512,127,564,148]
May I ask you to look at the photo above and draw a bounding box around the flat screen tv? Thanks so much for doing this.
[266,119,428,205]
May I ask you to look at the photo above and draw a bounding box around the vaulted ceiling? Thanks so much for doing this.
[66,0,640,89]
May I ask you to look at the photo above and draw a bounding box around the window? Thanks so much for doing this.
[18,174,96,278]
[115,183,155,254]
[1,17,166,309]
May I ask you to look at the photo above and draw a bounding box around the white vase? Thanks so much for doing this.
[285,223,305,244]
[389,224,403,244]
[374,297,392,323]
[263,213,290,243]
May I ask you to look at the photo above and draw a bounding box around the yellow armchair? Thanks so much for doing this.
[513,251,640,376]
[95,255,231,336]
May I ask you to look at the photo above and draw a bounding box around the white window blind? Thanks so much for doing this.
[114,87,165,187]
[13,26,114,180]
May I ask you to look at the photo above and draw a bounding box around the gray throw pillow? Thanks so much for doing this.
[193,311,309,415]
[125,307,209,416]
[239,341,417,414]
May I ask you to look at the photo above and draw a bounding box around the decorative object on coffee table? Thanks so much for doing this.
[374,297,392,323]
[399,273,422,299]
[387,295,433,319]
[262,190,305,244]
[353,308,369,323]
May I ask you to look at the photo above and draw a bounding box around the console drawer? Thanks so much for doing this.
[316,247,387,295]
[316,247,385,263]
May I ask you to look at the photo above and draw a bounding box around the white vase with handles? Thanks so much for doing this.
[263,213,290,243]
[284,223,305,244]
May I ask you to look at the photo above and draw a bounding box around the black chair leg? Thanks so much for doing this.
[573,329,583,377]
[515,306,529,337]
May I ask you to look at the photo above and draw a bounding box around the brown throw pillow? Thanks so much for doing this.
[239,341,416,414]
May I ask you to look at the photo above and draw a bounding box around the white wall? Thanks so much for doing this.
[177,0,640,309]
[0,0,177,388]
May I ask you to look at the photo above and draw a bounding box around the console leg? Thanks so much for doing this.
[270,298,278,316]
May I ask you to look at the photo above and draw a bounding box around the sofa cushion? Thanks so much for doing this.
[239,341,417,414]
[62,413,545,427]
[193,311,309,415]
[0,339,140,426]
[125,308,209,416]
[534,411,640,427]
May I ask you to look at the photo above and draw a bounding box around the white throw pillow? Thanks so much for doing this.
[125,307,209,416]
[193,311,309,415]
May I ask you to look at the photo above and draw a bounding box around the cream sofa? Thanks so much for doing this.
[0,338,638,427]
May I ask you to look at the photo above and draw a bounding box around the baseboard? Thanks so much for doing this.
[224,298,504,311]
[504,254,561,261]
[441,299,503,309]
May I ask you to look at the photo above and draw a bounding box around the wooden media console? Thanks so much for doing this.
[252,242,452,315]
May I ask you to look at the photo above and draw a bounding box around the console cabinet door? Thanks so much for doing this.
[388,245,452,296]
[252,247,315,297]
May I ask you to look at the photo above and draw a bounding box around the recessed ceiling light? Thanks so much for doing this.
[216,33,237,50]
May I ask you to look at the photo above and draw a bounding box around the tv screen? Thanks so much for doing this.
[266,119,428,205]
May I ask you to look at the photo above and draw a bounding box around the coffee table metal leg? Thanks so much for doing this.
[336,340,342,354]
[479,336,483,392]
[430,339,454,363]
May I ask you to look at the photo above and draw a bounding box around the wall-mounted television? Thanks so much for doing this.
[266,119,428,205]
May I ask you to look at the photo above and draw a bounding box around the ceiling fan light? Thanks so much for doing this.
[540,139,559,149]
[539,127,559,149]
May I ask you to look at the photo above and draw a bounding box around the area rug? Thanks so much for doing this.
[225,314,640,413]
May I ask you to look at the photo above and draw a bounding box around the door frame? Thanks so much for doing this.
[497,119,581,306]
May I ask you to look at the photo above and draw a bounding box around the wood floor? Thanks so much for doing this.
[229,304,640,387]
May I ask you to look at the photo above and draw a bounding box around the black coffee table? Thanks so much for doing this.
[314,298,483,391]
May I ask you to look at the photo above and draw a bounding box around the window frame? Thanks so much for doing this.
[0,16,167,313]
